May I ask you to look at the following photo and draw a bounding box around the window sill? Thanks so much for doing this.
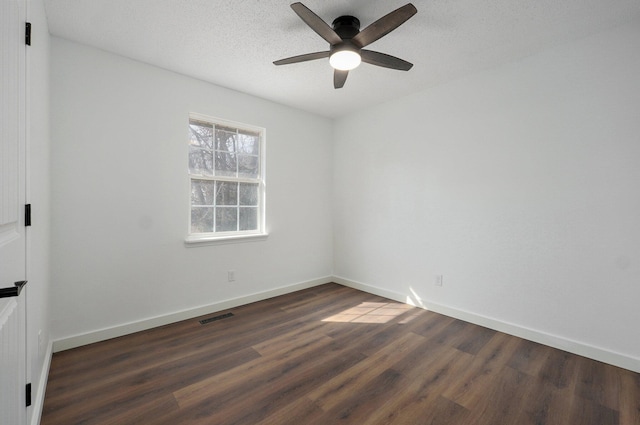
[184,233,269,247]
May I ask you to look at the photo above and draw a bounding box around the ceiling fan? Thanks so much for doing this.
[274,2,418,89]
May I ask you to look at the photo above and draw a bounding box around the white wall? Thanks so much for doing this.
[50,38,334,342]
[334,19,640,368]
[26,0,52,423]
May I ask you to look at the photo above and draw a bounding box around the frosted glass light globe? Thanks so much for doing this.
[330,50,361,71]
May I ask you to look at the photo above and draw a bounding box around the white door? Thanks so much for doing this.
[1,0,28,424]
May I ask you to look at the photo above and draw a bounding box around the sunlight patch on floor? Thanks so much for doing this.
[322,302,415,324]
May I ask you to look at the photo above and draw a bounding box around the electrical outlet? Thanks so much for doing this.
[228,270,235,282]
[434,275,443,287]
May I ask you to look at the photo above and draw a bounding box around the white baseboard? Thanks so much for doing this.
[53,276,333,352]
[31,340,53,425]
[333,276,640,373]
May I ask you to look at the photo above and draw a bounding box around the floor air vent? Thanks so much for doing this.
[200,312,234,325]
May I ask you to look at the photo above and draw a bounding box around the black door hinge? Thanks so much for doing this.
[26,383,32,407]
[25,22,31,46]
[25,204,31,226]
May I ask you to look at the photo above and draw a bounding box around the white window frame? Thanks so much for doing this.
[185,113,267,245]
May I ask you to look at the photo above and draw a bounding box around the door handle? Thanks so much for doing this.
[0,280,27,298]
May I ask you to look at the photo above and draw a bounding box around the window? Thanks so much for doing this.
[187,114,265,242]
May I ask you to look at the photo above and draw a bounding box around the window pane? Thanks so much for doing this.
[216,181,238,206]
[215,126,236,152]
[189,121,213,149]
[215,152,237,177]
[191,207,213,233]
[189,148,214,175]
[189,116,263,237]
[239,207,258,231]
[216,207,237,232]
[238,155,259,178]
[191,180,215,206]
[237,131,260,155]
[239,183,258,206]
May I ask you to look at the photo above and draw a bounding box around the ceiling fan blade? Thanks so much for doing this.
[273,51,330,66]
[291,2,342,45]
[360,50,413,71]
[352,3,417,48]
[334,69,348,89]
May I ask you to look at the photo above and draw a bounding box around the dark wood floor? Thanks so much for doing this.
[42,283,640,425]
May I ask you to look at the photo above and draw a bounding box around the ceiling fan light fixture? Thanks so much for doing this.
[329,49,361,71]
[274,3,418,87]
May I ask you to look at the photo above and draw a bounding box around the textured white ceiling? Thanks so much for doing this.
[43,0,640,118]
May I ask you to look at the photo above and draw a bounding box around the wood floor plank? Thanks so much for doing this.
[464,365,536,424]
[367,349,474,424]
[251,320,329,357]
[507,338,553,376]
[307,331,426,411]
[388,335,461,378]
[254,397,325,425]
[440,355,504,409]
[97,394,180,425]
[172,346,366,425]
[474,329,522,362]
[454,324,497,355]
[575,356,622,411]
[432,318,474,347]
[512,378,574,425]
[569,396,620,424]
[41,283,640,425]
[383,395,470,425]
[538,347,579,389]
[440,332,521,409]
[404,309,456,338]
[618,368,640,425]
[172,335,338,409]
[308,368,408,424]
[43,346,260,423]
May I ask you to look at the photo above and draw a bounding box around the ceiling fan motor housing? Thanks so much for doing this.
[331,15,362,60]
[331,16,361,41]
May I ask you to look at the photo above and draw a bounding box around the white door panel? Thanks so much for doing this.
[1,0,28,423]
